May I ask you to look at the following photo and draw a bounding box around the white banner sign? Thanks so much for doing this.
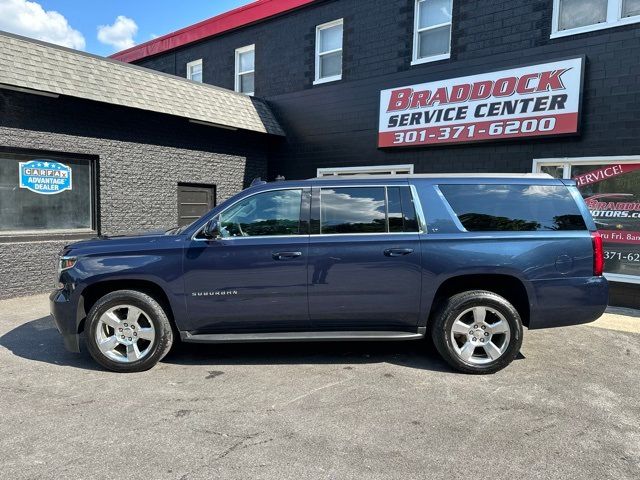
[379,57,583,147]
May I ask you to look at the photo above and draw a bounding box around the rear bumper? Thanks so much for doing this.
[528,276,608,329]
[50,289,82,352]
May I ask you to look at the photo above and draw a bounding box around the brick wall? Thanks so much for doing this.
[0,90,269,299]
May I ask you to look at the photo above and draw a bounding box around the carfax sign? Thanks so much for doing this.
[379,57,584,147]
[19,160,72,195]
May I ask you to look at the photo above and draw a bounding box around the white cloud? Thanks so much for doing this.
[0,0,85,49]
[97,15,137,51]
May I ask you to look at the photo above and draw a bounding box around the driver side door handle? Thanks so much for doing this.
[273,251,303,261]
[384,248,414,257]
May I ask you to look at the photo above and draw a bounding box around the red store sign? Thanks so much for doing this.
[379,57,584,148]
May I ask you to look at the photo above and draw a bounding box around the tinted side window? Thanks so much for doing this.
[220,189,302,237]
[321,187,386,234]
[388,187,420,233]
[440,184,587,232]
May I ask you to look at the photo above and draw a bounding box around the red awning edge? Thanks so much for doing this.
[111,0,317,63]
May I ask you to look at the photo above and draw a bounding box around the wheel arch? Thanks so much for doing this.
[79,279,176,334]
[427,274,532,328]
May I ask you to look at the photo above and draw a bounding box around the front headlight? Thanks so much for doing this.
[58,256,77,274]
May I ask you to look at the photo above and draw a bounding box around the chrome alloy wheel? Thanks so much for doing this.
[95,305,156,363]
[450,306,511,365]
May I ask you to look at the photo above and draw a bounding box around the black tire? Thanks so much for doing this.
[431,290,523,374]
[85,290,173,372]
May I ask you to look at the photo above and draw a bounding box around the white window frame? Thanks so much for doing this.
[317,164,415,177]
[186,59,203,82]
[235,44,255,96]
[314,18,343,85]
[551,0,640,38]
[412,0,453,66]
[533,155,640,285]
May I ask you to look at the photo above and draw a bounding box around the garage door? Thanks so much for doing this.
[177,183,216,227]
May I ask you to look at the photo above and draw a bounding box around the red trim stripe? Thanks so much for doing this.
[110,0,317,63]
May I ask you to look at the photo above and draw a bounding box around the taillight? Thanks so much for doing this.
[591,231,604,276]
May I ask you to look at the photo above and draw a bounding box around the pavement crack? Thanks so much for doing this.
[275,379,348,409]
[215,432,264,460]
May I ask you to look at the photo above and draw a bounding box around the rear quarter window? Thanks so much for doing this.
[439,184,587,232]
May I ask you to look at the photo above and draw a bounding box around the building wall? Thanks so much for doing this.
[0,90,269,299]
[135,0,640,180]
[134,0,640,306]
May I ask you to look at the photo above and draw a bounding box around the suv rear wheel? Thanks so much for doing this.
[431,290,523,374]
[85,290,173,372]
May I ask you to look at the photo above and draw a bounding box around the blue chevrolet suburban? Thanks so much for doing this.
[50,174,608,374]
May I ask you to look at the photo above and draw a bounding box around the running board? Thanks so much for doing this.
[181,330,426,344]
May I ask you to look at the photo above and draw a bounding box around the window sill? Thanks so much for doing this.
[313,75,342,86]
[411,53,451,66]
[605,273,640,285]
[0,229,97,243]
[550,16,640,39]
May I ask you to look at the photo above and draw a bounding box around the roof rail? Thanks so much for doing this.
[250,177,267,187]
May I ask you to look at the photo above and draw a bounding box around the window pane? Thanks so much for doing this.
[440,184,587,232]
[540,165,565,179]
[319,23,342,53]
[418,0,452,29]
[320,187,386,234]
[572,163,640,277]
[189,65,202,82]
[388,187,420,233]
[238,50,254,73]
[388,187,404,232]
[623,0,640,17]
[320,51,342,78]
[240,72,255,94]
[418,25,451,58]
[220,189,302,237]
[0,156,92,232]
[400,187,420,232]
[559,0,607,31]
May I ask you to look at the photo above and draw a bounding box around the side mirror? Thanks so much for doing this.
[202,218,220,239]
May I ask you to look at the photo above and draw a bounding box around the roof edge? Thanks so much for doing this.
[0,30,269,102]
[111,0,317,63]
[0,30,285,136]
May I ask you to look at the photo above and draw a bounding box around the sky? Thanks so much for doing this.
[0,0,253,56]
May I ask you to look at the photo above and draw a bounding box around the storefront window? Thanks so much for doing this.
[572,163,640,278]
[535,158,640,282]
[0,153,94,234]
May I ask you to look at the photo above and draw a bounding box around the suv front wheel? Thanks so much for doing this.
[85,290,173,372]
[431,290,523,374]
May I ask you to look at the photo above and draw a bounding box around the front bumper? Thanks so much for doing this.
[50,288,83,352]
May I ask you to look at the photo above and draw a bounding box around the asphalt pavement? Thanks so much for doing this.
[0,294,639,480]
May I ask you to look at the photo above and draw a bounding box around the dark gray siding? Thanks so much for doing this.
[0,90,269,299]
[134,0,640,306]
[135,0,640,180]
